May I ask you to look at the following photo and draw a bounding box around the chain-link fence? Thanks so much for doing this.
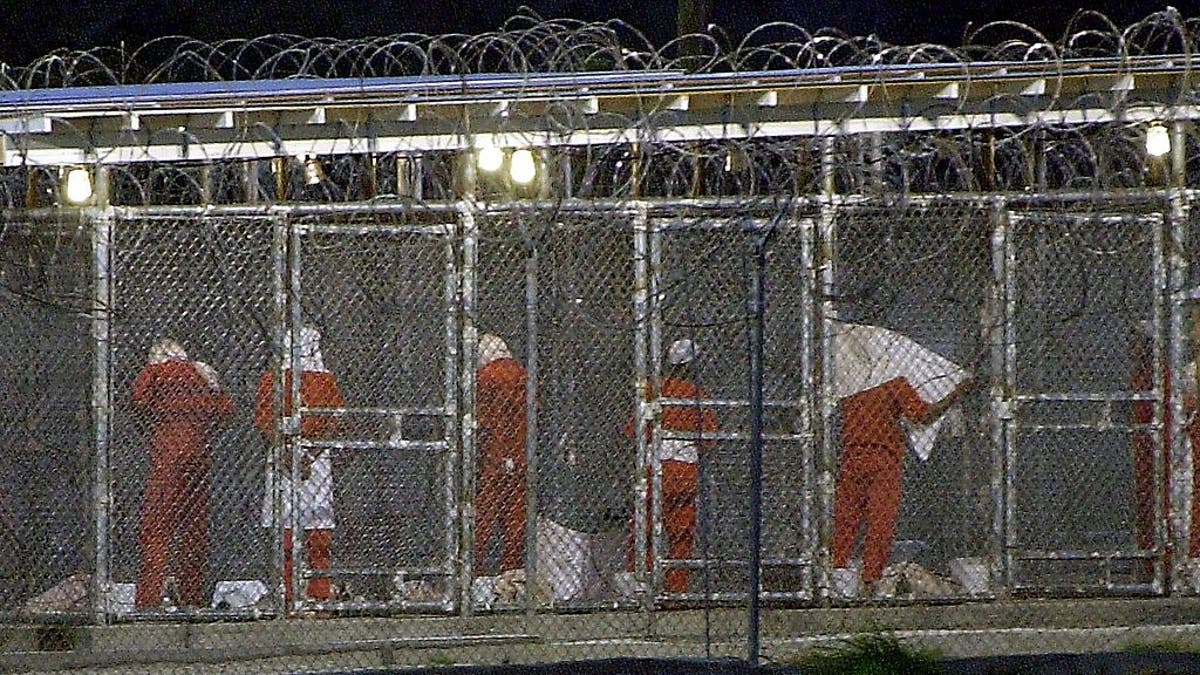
[6,7,1200,672]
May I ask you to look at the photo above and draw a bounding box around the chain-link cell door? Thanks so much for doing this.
[0,216,95,620]
[471,209,637,612]
[1004,211,1167,594]
[650,215,817,603]
[283,215,457,613]
[825,204,993,602]
[109,215,275,619]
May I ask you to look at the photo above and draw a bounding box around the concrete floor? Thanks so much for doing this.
[5,598,1200,673]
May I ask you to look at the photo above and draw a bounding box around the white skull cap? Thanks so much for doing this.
[477,333,513,369]
[193,361,222,391]
[667,338,698,365]
[148,338,188,365]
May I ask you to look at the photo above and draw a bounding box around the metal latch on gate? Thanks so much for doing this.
[282,416,300,436]
[995,399,1014,421]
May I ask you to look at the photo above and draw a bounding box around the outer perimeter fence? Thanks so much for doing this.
[5,7,1200,670]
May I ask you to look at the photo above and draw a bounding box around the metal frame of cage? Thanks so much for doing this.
[4,32,1200,621]
[22,184,1186,623]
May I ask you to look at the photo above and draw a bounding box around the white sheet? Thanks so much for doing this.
[828,321,969,460]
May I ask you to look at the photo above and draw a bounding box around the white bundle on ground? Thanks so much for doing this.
[21,573,91,614]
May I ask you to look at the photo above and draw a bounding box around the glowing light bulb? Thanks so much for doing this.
[1146,123,1171,158]
[64,168,93,204]
[509,149,537,185]
[477,145,504,173]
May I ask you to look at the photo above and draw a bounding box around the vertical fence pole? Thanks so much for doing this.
[270,214,288,616]
[459,152,479,615]
[632,203,651,611]
[746,228,767,663]
[649,204,665,603]
[817,137,838,599]
[522,218,540,615]
[443,216,461,612]
[287,215,304,611]
[90,168,113,625]
[1152,202,1168,593]
[1002,207,1018,593]
[798,205,817,596]
[988,201,1010,597]
[1168,120,1191,594]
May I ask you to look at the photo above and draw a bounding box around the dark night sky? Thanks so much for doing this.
[3,0,1200,67]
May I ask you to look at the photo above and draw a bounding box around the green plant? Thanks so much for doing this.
[796,633,945,675]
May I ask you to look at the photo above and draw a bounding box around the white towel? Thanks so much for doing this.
[829,321,969,461]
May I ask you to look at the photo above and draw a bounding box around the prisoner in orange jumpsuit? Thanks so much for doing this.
[255,326,345,603]
[831,376,970,592]
[626,339,719,593]
[474,334,531,575]
[133,339,233,609]
[1130,325,1200,575]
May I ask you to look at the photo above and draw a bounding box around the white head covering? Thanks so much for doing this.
[667,338,698,366]
[477,333,513,369]
[283,325,328,372]
[148,338,188,365]
[193,361,222,392]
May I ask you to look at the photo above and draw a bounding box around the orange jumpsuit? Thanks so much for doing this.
[1132,362,1200,570]
[626,378,719,593]
[255,369,344,601]
[474,357,529,574]
[832,376,929,584]
[133,360,233,609]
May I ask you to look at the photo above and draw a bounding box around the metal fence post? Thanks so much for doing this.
[649,203,665,604]
[1168,120,1191,594]
[1152,204,1169,594]
[90,168,113,626]
[1001,205,1018,594]
[459,191,479,617]
[270,212,288,616]
[443,214,462,612]
[799,204,818,596]
[817,136,838,599]
[522,216,540,615]
[746,227,767,663]
[988,200,1011,598]
[286,214,304,611]
[632,203,651,611]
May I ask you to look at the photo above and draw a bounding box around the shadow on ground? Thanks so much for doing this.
[339,653,1200,674]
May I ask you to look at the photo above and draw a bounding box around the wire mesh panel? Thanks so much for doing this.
[469,212,530,612]
[289,215,457,613]
[536,213,637,609]
[0,216,95,619]
[108,215,274,617]
[1006,210,1165,593]
[824,203,992,602]
[760,216,819,600]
